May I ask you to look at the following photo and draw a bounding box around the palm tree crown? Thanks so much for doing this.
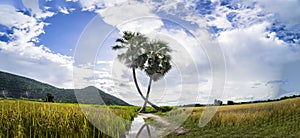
[112,31,149,68]
[112,31,172,81]
[140,40,172,81]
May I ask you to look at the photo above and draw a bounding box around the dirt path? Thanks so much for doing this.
[138,113,189,136]
[139,113,171,126]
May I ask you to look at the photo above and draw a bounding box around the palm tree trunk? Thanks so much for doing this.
[136,124,152,138]
[132,68,164,112]
[138,78,152,113]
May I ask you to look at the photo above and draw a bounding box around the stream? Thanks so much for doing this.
[126,115,163,138]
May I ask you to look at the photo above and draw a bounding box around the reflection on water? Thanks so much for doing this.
[126,115,162,138]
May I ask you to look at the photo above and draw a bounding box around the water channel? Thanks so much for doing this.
[126,115,163,138]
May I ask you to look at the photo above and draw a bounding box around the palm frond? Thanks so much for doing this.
[115,38,125,43]
[112,45,125,50]
[123,31,135,41]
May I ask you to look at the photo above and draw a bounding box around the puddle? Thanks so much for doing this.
[126,115,163,138]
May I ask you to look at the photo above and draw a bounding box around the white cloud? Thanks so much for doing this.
[202,1,271,31]
[0,5,36,28]
[257,0,300,28]
[98,1,164,34]
[219,22,300,100]
[0,5,53,45]
[21,0,55,18]
[0,5,74,88]
[0,43,74,88]
[58,7,70,14]
[0,5,46,47]
[117,17,164,34]
[79,0,128,11]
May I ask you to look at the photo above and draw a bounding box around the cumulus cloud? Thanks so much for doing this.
[0,4,73,88]
[79,0,128,11]
[0,5,37,28]
[205,1,268,30]
[219,22,300,101]
[256,0,300,28]
[21,0,55,18]
[98,1,164,34]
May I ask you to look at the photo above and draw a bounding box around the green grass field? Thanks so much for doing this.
[0,100,138,138]
[1,98,300,137]
[162,97,300,137]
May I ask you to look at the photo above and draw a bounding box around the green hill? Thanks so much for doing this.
[0,71,130,105]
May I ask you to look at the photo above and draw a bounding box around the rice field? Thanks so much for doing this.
[2,98,300,138]
[163,97,300,137]
[0,100,138,138]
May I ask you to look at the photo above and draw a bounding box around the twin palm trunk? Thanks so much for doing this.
[132,68,165,113]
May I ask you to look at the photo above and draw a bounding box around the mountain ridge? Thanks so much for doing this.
[0,71,130,106]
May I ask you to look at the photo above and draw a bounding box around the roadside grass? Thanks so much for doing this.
[142,106,175,113]
[0,99,137,138]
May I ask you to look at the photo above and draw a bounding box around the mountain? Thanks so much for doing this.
[0,71,130,106]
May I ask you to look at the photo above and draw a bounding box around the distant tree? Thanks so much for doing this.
[112,31,172,112]
[214,99,223,106]
[227,100,234,105]
[45,93,54,102]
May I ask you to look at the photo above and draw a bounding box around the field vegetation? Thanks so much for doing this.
[161,97,300,137]
[0,100,137,138]
[1,96,299,137]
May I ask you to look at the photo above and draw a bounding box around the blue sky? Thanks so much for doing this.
[38,10,97,55]
[0,0,299,105]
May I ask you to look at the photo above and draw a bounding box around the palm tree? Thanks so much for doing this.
[112,31,172,112]
[137,40,172,112]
